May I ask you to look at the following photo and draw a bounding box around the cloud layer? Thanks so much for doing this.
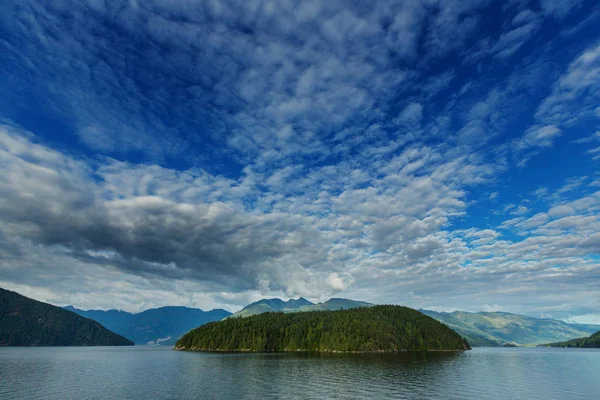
[0,0,599,319]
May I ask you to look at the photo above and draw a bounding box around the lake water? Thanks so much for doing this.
[0,346,598,399]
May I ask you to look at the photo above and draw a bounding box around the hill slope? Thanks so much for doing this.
[421,310,600,346]
[65,305,231,345]
[540,330,600,348]
[176,305,470,352]
[0,288,133,346]
[230,297,371,318]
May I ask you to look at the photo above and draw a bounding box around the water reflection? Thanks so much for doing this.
[0,347,598,400]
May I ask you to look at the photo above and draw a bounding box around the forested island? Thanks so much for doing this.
[175,305,470,352]
[540,330,600,348]
[0,288,133,346]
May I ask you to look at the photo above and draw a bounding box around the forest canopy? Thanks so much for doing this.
[176,305,470,352]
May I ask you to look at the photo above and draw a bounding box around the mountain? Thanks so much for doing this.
[421,310,501,347]
[230,297,371,318]
[65,305,231,345]
[540,330,600,348]
[421,309,600,346]
[176,305,470,352]
[0,288,133,346]
[231,297,314,318]
[299,298,373,312]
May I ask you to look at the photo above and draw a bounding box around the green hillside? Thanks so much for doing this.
[421,310,502,346]
[540,330,600,348]
[421,309,600,346]
[176,305,470,352]
[0,288,133,346]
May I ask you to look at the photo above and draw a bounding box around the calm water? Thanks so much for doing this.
[0,347,598,399]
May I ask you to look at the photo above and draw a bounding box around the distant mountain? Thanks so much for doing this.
[177,306,470,352]
[540,330,600,348]
[231,297,314,318]
[0,288,133,346]
[299,298,373,312]
[65,305,231,345]
[230,297,372,318]
[421,309,600,346]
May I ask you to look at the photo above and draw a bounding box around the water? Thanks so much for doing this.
[0,347,598,399]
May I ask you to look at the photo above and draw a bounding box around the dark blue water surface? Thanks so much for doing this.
[0,347,598,399]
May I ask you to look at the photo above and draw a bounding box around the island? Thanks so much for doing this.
[175,305,471,352]
[0,287,133,346]
[539,330,600,348]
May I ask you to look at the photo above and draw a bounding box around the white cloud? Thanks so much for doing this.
[536,42,600,126]
[548,205,575,218]
[514,125,562,151]
[512,125,562,166]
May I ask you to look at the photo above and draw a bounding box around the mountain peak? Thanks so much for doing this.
[230,297,371,318]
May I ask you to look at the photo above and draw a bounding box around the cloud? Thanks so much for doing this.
[2,122,599,318]
[540,0,584,19]
[512,125,562,166]
[536,41,600,126]
[0,0,431,167]
[492,14,541,59]
[514,125,562,151]
[548,205,575,218]
[0,1,598,318]
[573,131,600,144]
[394,102,424,129]
[0,124,336,298]
[0,121,498,301]
[511,205,531,216]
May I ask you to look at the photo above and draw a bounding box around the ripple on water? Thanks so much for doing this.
[0,347,599,400]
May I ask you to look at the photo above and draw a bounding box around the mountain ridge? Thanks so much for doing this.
[58,296,600,347]
[420,309,600,346]
[0,288,133,346]
[65,305,231,345]
[230,297,371,318]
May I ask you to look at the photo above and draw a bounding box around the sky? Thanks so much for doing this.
[0,0,599,323]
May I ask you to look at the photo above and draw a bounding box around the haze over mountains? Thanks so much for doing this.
[65,306,231,345]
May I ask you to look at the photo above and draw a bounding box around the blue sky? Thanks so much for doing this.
[0,0,599,322]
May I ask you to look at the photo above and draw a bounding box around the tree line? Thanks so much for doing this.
[176,305,470,352]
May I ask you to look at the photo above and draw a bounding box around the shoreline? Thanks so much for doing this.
[173,347,469,353]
